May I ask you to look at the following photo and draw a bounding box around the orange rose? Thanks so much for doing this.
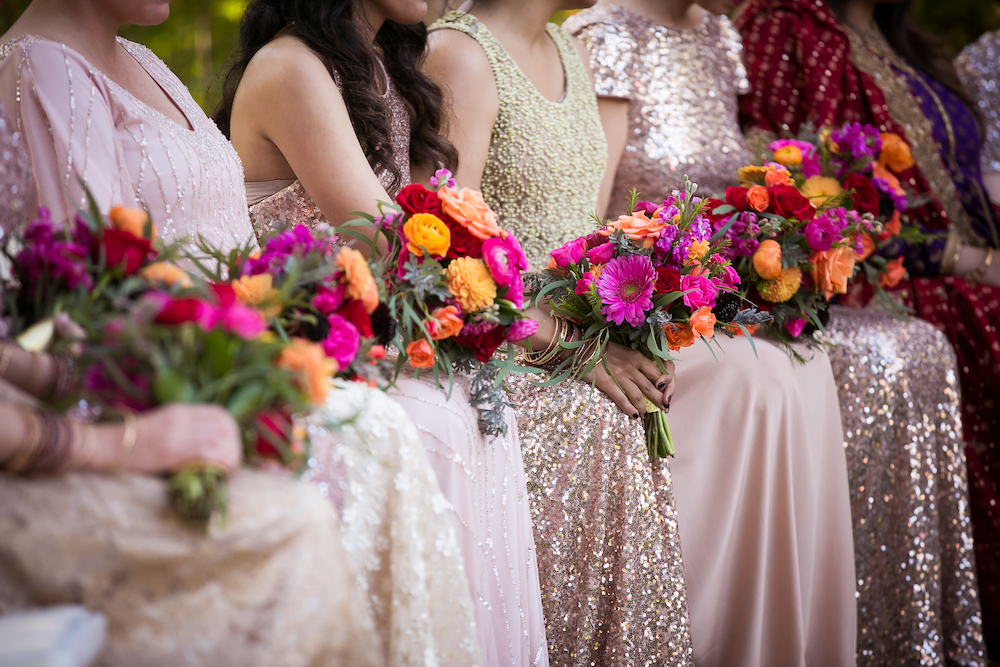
[810,246,857,300]
[278,338,337,405]
[438,187,501,240]
[772,145,803,167]
[747,185,770,212]
[764,167,792,187]
[140,261,191,288]
[688,306,717,339]
[854,233,876,261]
[752,239,783,280]
[406,339,435,369]
[110,205,154,240]
[664,323,696,351]
[878,257,907,289]
[336,247,380,313]
[430,305,463,340]
[879,132,915,172]
[606,210,667,246]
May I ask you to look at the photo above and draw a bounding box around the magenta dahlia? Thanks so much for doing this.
[597,254,656,327]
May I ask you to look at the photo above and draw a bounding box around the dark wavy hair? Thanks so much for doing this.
[214,0,457,191]
[825,0,980,132]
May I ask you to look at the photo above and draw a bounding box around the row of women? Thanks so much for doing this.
[0,0,996,664]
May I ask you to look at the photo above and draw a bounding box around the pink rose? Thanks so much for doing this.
[550,238,586,269]
[715,264,741,291]
[312,284,346,315]
[587,242,616,265]
[784,317,807,338]
[575,274,595,295]
[680,274,718,310]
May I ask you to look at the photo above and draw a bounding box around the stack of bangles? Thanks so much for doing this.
[520,314,601,375]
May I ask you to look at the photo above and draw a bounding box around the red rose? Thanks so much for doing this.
[209,282,237,307]
[725,186,750,211]
[843,173,880,217]
[103,228,153,275]
[702,198,728,224]
[446,218,484,259]
[253,411,292,460]
[154,297,210,325]
[336,298,373,337]
[769,184,816,220]
[397,184,443,216]
[453,324,506,363]
[654,266,681,294]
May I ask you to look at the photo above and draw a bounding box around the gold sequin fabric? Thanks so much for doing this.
[824,306,985,667]
[956,30,1000,174]
[564,6,749,207]
[506,376,693,667]
[248,66,411,239]
[429,12,607,270]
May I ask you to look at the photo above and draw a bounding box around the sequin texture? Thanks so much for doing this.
[0,103,29,235]
[956,30,1000,174]
[565,6,749,206]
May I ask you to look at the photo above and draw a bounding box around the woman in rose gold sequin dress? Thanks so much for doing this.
[0,3,383,665]
[217,2,550,664]
[562,3,857,666]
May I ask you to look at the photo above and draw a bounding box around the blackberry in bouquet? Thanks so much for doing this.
[532,180,769,461]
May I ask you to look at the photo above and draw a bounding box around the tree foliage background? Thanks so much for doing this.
[2,0,1000,114]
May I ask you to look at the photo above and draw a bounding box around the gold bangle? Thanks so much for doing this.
[940,232,962,276]
[113,410,138,468]
[5,405,42,474]
[0,345,14,378]
[968,247,996,283]
[523,316,569,368]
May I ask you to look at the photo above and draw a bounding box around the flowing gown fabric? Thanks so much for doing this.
[0,35,476,666]
[243,66,548,666]
[430,12,694,667]
[565,9,856,665]
[737,4,988,662]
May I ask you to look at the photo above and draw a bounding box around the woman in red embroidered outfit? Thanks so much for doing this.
[738,1,999,663]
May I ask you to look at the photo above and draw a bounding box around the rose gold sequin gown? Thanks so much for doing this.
[431,12,695,667]
[245,63,549,667]
[566,7,857,666]
[0,35,381,667]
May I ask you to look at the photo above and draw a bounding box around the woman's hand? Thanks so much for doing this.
[581,342,676,418]
[81,404,243,474]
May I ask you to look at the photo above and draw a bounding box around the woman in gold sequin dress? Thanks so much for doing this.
[738,1,990,664]
[424,4,696,666]
[217,1,551,664]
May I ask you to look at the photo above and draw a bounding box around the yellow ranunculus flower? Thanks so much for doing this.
[140,261,192,288]
[404,213,451,258]
[686,239,710,265]
[772,145,803,166]
[444,257,497,313]
[799,176,843,207]
[232,274,282,318]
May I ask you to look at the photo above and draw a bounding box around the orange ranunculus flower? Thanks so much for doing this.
[278,338,337,405]
[810,246,857,300]
[879,132,915,172]
[758,267,803,302]
[879,257,907,289]
[139,261,191,288]
[406,339,435,369]
[854,233,876,261]
[445,256,497,312]
[752,239,783,280]
[772,145,803,167]
[336,247,380,313]
[799,176,843,207]
[884,210,902,237]
[764,166,793,187]
[430,305,464,340]
[689,306,717,339]
[232,273,282,318]
[871,160,905,196]
[110,205,154,240]
[404,213,451,258]
[747,184,770,212]
[738,165,768,186]
[664,322,696,351]
[607,210,668,246]
[686,239,710,266]
[439,187,501,240]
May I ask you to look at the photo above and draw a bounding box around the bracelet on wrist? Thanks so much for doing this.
[968,247,995,283]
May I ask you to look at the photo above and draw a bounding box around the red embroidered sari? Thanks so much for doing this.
[737,0,1000,654]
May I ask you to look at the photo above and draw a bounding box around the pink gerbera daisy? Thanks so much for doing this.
[597,254,656,327]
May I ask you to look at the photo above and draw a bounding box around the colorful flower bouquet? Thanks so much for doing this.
[532,181,769,461]
[190,223,393,384]
[724,123,924,349]
[355,169,539,437]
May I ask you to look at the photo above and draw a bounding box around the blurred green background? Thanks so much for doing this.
[2,0,999,115]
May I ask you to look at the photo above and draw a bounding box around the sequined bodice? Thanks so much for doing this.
[957,30,1000,174]
[430,13,607,269]
[0,35,254,253]
[0,102,30,235]
[565,6,749,213]
[248,69,411,239]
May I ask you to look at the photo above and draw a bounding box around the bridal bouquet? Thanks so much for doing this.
[190,223,394,384]
[532,181,768,461]
[357,169,538,437]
